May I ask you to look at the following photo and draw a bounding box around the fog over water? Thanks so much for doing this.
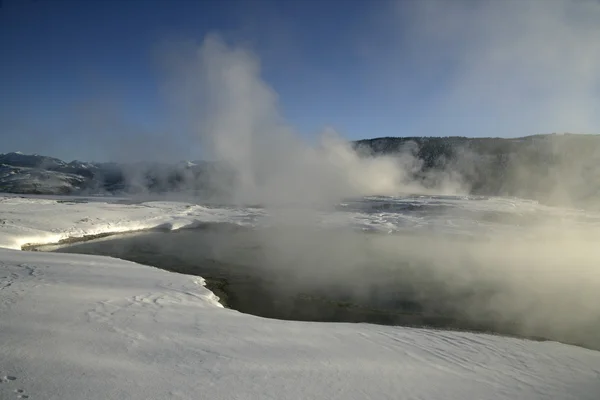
[33,195,600,351]
[28,0,600,351]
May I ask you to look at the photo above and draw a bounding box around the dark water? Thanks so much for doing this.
[28,218,599,351]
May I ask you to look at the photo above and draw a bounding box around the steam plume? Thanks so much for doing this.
[161,35,464,205]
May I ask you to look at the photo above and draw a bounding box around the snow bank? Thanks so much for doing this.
[0,196,261,250]
[0,196,599,399]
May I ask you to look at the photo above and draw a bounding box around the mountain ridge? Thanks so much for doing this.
[2,133,600,208]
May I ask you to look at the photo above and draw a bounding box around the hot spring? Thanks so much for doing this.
[26,195,600,350]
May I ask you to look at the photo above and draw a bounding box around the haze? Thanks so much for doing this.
[2,0,599,163]
[1,0,600,353]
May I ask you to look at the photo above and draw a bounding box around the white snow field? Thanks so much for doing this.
[1,195,599,400]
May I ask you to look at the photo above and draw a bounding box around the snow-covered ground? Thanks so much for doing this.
[0,195,264,250]
[1,195,599,399]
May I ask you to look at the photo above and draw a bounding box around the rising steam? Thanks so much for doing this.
[160,34,465,206]
[147,5,600,352]
[381,0,600,137]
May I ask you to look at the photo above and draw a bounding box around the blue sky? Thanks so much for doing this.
[1,0,600,161]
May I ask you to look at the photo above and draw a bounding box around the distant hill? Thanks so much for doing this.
[2,134,600,208]
[0,152,215,197]
[355,134,600,208]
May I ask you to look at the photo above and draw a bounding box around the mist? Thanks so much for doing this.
[116,2,600,352]
[381,0,600,137]
[47,203,600,350]
[7,0,599,351]
[158,34,466,206]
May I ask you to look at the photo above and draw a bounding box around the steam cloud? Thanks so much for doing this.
[29,0,598,352]
[382,0,600,137]
[147,1,600,352]
[160,34,464,206]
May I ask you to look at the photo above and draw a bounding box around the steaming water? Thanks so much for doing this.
[34,195,600,350]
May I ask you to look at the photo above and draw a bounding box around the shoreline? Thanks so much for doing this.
[21,227,598,352]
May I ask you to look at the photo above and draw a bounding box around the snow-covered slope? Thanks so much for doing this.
[0,165,89,195]
[0,196,599,399]
[0,195,262,250]
[0,152,211,195]
[2,248,599,400]
[0,152,67,170]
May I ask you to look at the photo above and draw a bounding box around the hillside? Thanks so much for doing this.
[3,133,600,207]
[355,134,600,207]
[0,153,216,197]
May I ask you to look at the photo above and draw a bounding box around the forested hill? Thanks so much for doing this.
[355,134,600,208]
[2,133,600,208]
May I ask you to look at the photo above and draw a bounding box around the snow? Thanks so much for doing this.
[0,195,263,250]
[0,195,599,399]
